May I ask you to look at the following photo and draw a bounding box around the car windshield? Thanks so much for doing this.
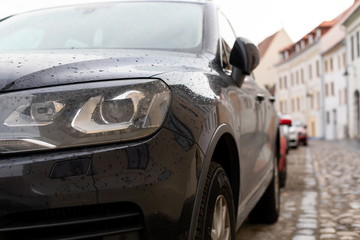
[0,2,203,52]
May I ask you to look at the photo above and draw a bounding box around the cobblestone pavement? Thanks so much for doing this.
[236,140,360,240]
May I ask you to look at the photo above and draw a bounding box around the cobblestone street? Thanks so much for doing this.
[237,140,360,240]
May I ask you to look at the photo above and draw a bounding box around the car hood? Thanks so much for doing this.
[0,49,210,92]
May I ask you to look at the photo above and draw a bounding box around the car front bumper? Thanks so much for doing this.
[0,127,202,240]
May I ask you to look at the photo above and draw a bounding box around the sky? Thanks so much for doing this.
[0,0,355,44]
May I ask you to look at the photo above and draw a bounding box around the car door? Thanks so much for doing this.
[218,12,269,207]
[238,77,270,199]
[247,77,275,183]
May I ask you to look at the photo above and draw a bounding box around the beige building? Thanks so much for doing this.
[254,29,292,94]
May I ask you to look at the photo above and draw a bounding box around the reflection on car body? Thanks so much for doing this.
[278,115,292,187]
[0,1,281,239]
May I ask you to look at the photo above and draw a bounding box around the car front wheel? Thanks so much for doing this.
[195,162,236,240]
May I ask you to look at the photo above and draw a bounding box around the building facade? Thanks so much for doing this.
[274,1,359,139]
[322,43,348,139]
[343,2,360,138]
[276,26,329,138]
[321,7,352,140]
[254,29,292,95]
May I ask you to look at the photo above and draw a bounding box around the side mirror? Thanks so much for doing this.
[279,117,292,126]
[230,37,260,75]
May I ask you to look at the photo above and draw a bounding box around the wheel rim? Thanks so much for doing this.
[211,195,231,240]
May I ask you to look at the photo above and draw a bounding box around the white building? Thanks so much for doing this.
[276,1,359,139]
[321,7,353,140]
[343,1,360,138]
[322,44,348,139]
[276,24,331,138]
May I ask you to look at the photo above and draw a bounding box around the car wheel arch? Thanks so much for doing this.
[188,124,240,240]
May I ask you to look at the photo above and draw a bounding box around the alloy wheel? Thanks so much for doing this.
[211,195,231,240]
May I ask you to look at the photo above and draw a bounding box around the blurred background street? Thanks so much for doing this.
[237,140,360,240]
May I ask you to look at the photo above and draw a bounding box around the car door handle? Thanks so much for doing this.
[256,94,265,102]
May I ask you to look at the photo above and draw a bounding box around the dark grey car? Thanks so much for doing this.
[0,1,280,239]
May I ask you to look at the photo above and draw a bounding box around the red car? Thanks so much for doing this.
[279,116,292,188]
[295,121,308,146]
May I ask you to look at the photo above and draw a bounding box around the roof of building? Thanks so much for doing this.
[342,0,360,26]
[257,31,279,58]
[278,0,358,62]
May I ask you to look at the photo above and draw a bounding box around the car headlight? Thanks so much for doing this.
[0,79,171,154]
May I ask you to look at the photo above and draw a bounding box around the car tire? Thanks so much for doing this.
[248,158,280,224]
[195,162,236,240]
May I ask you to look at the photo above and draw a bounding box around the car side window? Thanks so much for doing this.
[218,12,236,74]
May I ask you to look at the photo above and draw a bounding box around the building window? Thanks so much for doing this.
[309,64,312,80]
[283,101,286,113]
[345,88,348,104]
[326,111,330,124]
[284,101,287,113]
[351,35,355,61]
[357,31,360,58]
[297,97,300,111]
[339,89,342,105]
[279,77,283,89]
[316,60,320,77]
[308,34,313,44]
[331,82,335,96]
[324,60,328,73]
[291,73,294,86]
[291,99,295,112]
[330,58,333,72]
[317,92,320,109]
[284,76,287,89]
[301,40,305,49]
[325,83,329,97]
[296,71,299,85]
[301,68,304,83]
[284,51,289,59]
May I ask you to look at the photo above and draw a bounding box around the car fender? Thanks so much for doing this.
[188,123,237,240]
